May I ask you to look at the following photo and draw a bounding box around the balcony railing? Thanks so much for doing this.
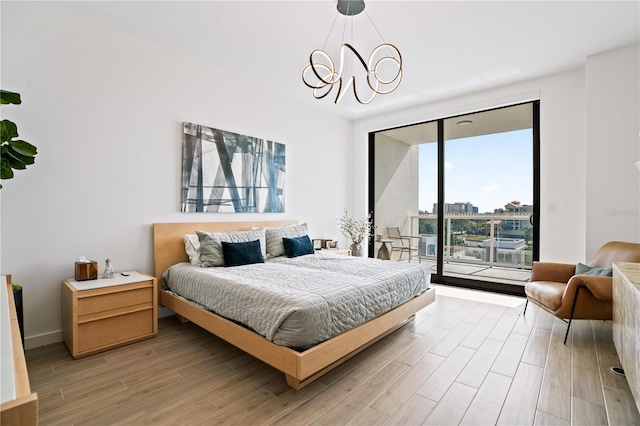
[407,213,533,285]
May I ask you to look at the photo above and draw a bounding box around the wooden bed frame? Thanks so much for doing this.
[152,221,436,390]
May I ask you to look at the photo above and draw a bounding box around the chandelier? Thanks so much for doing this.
[302,0,403,105]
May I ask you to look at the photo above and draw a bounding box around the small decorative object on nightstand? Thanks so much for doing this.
[62,271,157,358]
[74,257,98,281]
[102,258,114,279]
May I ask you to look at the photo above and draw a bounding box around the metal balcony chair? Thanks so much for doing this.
[386,227,419,262]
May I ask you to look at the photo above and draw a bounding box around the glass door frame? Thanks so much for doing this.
[368,101,540,297]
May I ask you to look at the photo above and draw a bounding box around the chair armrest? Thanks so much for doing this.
[564,275,613,301]
[530,261,576,283]
[400,235,421,239]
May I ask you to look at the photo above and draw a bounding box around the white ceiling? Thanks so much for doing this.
[59,1,640,121]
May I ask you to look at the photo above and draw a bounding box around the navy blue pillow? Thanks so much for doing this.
[282,235,315,258]
[221,240,265,267]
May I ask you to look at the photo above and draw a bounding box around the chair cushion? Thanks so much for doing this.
[575,262,612,276]
[525,281,566,312]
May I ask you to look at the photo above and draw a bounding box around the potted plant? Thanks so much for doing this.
[338,209,372,257]
[1,89,37,188]
[2,89,36,349]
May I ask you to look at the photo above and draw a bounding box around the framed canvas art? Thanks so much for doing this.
[182,122,285,213]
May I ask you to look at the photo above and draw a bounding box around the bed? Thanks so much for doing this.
[153,221,436,390]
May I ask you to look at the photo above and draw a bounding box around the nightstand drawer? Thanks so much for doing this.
[78,285,152,316]
[62,271,158,358]
[77,308,154,353]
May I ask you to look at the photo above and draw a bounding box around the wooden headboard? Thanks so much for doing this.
[152,220,298,280]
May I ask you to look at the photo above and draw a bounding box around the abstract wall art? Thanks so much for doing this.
[181,122,285,213]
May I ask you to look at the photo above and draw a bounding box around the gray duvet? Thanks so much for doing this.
[162,252,430,349]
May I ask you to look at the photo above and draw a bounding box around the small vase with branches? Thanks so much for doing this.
[337,209,372,257]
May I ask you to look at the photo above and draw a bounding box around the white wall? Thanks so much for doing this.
[354,43,640,264]
[374,133,419,239]
[354,69,589,264]
[0,2,352,348]
[585,44,640,258]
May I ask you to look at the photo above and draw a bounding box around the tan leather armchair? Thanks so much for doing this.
[524,241,640,344]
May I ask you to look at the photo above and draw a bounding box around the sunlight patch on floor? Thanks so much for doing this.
[431,283,526,308]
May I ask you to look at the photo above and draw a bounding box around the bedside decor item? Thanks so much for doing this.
[182,122,285,213]
[327,240,339,249]
[74,257,98,281]
[312,239,322,250]
[0,90,38,189]
[338,209,372,257]
[301,0,402,105]
[102,258,114,279]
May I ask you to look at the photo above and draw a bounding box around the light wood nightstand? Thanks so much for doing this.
[61,271,157,359]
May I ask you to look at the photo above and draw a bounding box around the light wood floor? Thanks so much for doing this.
[27,292,640,425]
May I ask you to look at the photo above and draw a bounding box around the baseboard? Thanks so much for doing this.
[25,330,62,350]
[25,309,176,350]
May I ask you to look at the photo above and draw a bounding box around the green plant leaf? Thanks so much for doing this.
[1,158,15,179]
[1,120,19,143]
[4,146,35,167]
[5,155,27,170]
[0,90,21,105]
[0,89,37,189]
[9,140,37,156]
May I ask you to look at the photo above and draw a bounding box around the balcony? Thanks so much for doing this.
[402,213,533,286]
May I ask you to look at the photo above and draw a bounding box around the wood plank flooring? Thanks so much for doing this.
[27,291,640,425]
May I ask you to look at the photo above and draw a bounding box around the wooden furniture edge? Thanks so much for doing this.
[297,288,436,380]
[0,394,38,426]
[1,276,38,425]
[160,286,435,389]
[286,316,414,389]
[159,289,300,377]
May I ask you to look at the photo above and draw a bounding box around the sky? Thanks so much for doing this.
[418,129,533,213]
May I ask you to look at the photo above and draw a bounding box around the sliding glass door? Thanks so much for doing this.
[370,102,539,295]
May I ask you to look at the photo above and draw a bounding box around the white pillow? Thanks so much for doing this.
[196,228,267,267]
[265,223,309,258]
[183,234,201,266]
